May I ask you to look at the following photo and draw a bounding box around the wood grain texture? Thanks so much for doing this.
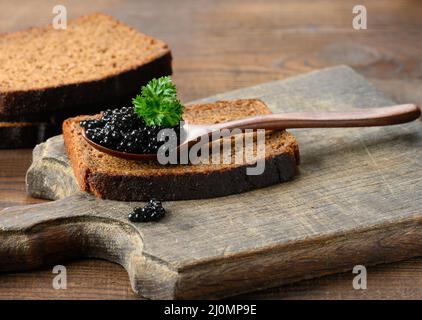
[1,0,422,300]
[1,66,421,299]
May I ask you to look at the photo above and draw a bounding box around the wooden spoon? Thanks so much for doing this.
[82,103,421,161]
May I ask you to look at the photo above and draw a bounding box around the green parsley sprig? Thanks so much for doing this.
[132,76,184,127]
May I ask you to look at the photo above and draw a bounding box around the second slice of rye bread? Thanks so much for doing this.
[63,99,300,201]
[0,13,172,116]
[0,91,135,149]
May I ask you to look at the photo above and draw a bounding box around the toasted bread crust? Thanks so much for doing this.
[0,51,172,116]
[63,118,91,192]
[84,153,298,200]
[63,99,300,201]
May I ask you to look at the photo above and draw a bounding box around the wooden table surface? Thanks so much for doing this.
[1,0,422,300]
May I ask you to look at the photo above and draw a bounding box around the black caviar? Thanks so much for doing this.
[128,199,166,222]
[80,107,180,154]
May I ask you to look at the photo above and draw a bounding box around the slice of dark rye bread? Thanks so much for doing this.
[0,92,134,149]
[0,13,172,116]
[0,121,51,149]
[63,99,300,201]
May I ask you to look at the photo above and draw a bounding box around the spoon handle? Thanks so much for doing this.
[211,104,421,131]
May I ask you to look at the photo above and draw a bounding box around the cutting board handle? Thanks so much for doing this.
[0,195,176,297]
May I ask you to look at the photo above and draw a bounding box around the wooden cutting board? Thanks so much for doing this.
[1,66,421,299]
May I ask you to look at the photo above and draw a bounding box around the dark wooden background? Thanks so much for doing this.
[1,0,422,299]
